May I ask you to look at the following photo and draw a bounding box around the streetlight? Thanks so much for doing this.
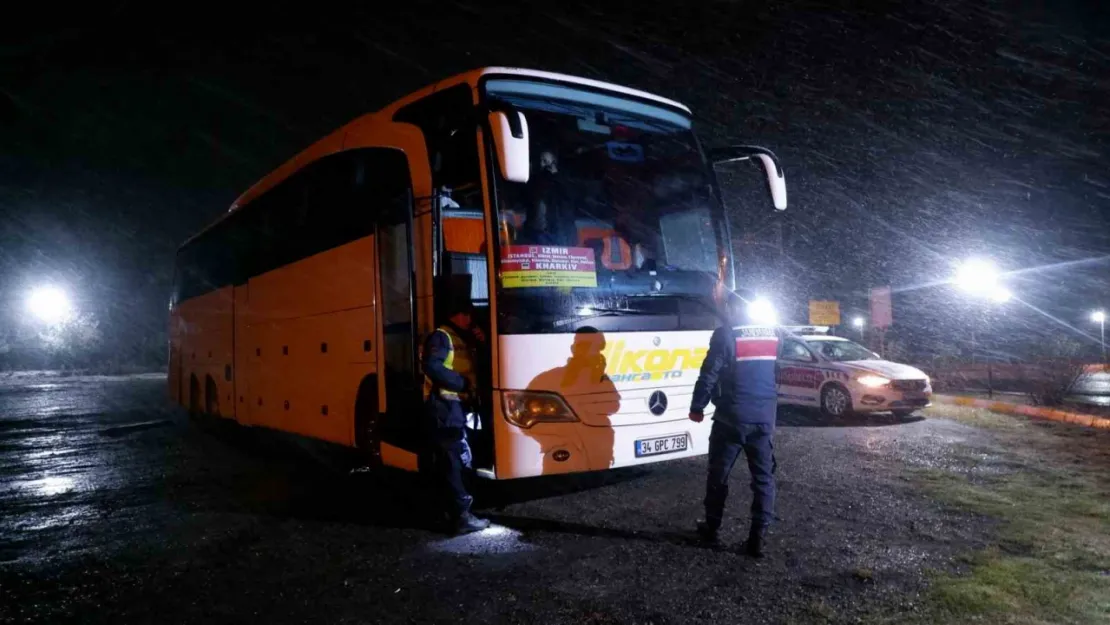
[1093,310,1107,364]
[954,258,999,293]
[954,258,1011,303]
[852,316,865,340]
[953,259,1011,398]
[26,286,73,324]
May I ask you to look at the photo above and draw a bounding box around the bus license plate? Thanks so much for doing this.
[635,434,688,458]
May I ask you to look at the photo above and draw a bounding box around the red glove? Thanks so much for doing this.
[689,412,704,423]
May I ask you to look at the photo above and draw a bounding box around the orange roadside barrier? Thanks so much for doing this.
[934,395,1110,429]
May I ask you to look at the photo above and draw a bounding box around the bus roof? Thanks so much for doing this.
[178,68,691,250]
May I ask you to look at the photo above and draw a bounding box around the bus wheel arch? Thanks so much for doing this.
[188,374,202,420]
[354,374,381,463]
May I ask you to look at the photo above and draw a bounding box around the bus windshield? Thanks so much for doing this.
[486,79,726,335]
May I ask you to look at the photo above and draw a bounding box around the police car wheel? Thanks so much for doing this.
[821,384,852,417]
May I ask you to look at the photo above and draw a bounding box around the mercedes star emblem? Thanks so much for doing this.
[648,391,668,416]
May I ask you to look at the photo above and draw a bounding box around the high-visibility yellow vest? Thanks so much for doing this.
[423,325,476,402]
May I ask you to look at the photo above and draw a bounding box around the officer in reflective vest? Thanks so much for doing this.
[422,274,489,535]
[688,298,779,557]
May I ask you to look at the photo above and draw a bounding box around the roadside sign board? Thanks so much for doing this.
[870,286,893,328]
[808,300,841,326]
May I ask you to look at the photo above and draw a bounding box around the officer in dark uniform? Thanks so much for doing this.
[688,298,779,557]
[422,274,490,535]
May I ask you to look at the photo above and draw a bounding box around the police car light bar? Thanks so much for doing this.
[779,325,831,335]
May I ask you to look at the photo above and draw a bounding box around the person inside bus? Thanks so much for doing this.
[421,274,489,535]
[515,149,566,246]
[516,200,559,246]
[687,296,779,557]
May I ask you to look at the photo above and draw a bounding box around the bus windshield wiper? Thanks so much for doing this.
[552,305,670,328]
[625,292,722,315]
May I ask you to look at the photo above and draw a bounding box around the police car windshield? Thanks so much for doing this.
[805,339,878,362]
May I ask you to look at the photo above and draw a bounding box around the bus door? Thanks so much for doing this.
[377,191,423,452]
[442,211,494,473]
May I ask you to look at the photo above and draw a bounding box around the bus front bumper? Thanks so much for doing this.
[492,410,715,480]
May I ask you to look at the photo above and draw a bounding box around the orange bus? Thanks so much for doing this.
[169,67,786,479]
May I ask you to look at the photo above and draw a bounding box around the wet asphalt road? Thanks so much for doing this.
[0,374,989,624]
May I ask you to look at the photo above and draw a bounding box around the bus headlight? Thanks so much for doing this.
[502,391,579,428]
[857,375,891,388]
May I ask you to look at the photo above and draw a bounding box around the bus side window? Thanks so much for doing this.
[394,84,482,211]
[396,86,489,305]
[442,212,485,255]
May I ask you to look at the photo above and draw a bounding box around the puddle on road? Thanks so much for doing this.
[1,475,85,497]
[14,503,99,532]
[29,475,77,496]
[98,419,170,437]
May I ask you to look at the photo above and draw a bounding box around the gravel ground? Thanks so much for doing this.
[0,375,1004,624]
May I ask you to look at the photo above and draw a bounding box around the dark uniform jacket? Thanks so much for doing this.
[690,325,779,427]
[422,323,475,430]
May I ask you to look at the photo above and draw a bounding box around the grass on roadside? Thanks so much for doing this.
[912,446,1110,624]
[923,404,1027,431]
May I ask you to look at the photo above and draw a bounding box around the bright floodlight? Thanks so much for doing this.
[747,297,778,325]
[954,258,1000,294]
[990,286,1012,304]
[1094,310,1107,324]
[852,316,865,328]
[27,286,72,324]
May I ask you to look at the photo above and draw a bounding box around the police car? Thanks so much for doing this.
[776,327,931,418]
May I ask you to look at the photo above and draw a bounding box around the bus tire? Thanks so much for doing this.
[354,375,381,466]
[188,374,202,421]
[205,375,220,418]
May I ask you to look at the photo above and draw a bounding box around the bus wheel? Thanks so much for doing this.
[354,375,381,467]
[188,375,202,421]
[205,375,220,417]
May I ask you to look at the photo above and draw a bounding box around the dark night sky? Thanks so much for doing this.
[3,0,1109,363]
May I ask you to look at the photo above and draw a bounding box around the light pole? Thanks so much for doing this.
[953,259,1011,398]
[852,316,865,341]
[1093,310,1107,364]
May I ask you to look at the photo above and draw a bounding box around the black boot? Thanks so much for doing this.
[452,511,490,535]
[743,524,768,558]
[696,519,720,543]
[701,483,727,543]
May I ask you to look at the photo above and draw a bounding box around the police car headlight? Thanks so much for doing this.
[857,375,891,388]
[502,391,579,428]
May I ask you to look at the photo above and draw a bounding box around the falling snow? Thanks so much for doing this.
[1,1,1109,367]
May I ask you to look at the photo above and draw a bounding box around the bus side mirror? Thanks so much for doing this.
[710,145,787,211]
[488,111,530,184]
